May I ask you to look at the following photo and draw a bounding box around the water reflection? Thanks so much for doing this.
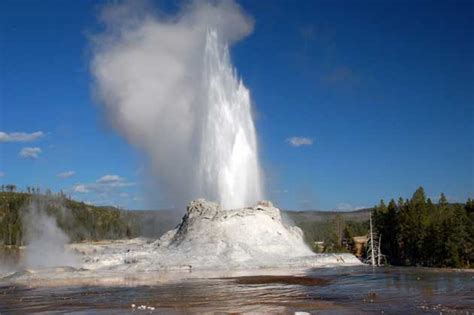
[0,266,472,314]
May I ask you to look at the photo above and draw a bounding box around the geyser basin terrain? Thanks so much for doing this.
[81,199,361,272]
[2,200,361,285]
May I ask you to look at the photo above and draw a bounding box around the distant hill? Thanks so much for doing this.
[127,209,182,238]
[126,208,373,239]
[284,208,371,225]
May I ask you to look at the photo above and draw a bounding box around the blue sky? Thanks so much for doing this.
[0,0,472,210]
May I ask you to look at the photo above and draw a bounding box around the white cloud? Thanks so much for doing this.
[73,185,89,193]
[96,174,124,184]
[286,137,313,147]
[0,171,4,177]
[0,131,44,142]
[19,147,42,159]
[96,174,132,188]
[336,203,354,211]
[57,171,76,179]
[73,174,134,194]
[335,203,367,211]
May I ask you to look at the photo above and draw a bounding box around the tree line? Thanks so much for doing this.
[2,185,472,268]
[0,191,139,246]
[372,187,473,268]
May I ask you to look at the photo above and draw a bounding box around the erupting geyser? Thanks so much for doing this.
[0,1,363,286]
[91,0,262,209]
[199,29,262,209]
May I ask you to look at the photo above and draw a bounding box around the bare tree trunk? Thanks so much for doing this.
[378,234,382,266]
[370,214,375,266]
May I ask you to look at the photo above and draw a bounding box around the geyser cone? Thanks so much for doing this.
[198,30,263,209]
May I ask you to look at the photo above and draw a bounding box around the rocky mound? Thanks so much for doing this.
[153,199,314,265]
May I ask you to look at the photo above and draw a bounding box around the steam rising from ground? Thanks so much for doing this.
[22,201,78,268]
[91,0,263,209]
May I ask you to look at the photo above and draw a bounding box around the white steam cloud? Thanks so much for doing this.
[22,201,78,268]
[91,0,263,209]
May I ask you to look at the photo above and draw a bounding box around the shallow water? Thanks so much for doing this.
[0,266,472,314]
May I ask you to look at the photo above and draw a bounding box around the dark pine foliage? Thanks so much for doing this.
[373,187,473,268]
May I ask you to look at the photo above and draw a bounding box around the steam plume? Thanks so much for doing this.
[22,201,78,268]
[91,0,263,209]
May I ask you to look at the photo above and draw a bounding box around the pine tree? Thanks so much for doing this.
[383,199,400,264]
[440,205,466,267]
[399,187,428,265]
[373,199,387,232]
[465,199,474,266]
